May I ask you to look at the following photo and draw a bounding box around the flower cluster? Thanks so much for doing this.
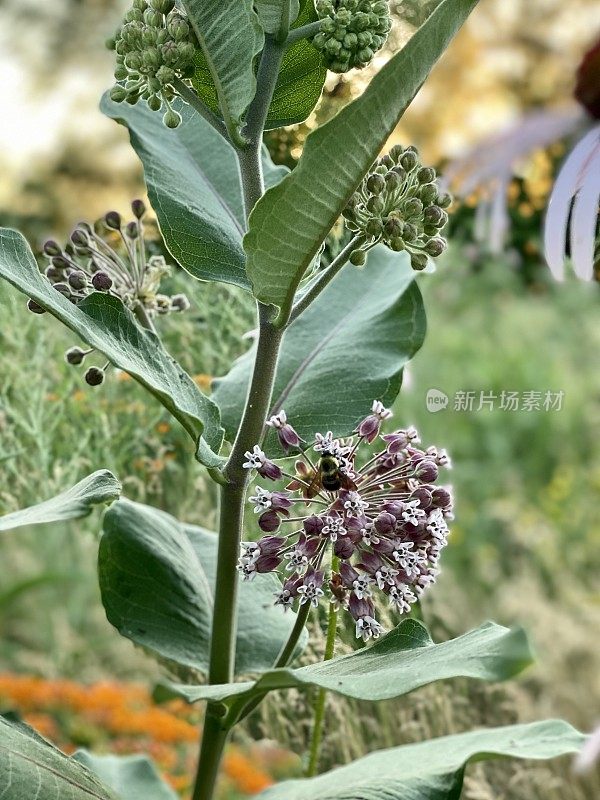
[238,402,453,641]
[343,146,452,271]
[312,0,392,73]
[107,0,197,128]
[27,200,189,386]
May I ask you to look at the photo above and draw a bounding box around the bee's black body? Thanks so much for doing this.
[306,455,356,497]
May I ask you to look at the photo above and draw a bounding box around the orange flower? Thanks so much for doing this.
[223,747,274,794]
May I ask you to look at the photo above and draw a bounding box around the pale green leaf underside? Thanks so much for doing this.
[0,470,121,533]
[74,752,177,800]
[99,499,306,676]
[100,95,287,292]
[255,720,584,800]
[255,0,300,34]
[0,229,223,467]
[244,0,480,310]
[0,717,117,800]
[183,0,263,131]
[161,619,532,705]
[213,248,425,451]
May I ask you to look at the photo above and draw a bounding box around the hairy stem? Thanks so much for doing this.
[286,19,322,45]
[191,712,229,800]
[190,32,289,799]
[306,568,339,777]
[244,36,286,143]
[173,79,229,141]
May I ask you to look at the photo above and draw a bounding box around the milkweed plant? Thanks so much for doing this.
[0,1,588,798]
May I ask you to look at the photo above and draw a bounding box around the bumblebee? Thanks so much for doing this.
[306,455,356,497]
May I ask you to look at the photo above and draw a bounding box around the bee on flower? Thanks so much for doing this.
[237,402,453,641]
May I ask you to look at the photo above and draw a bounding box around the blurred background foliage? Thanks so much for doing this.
[0,0,599,797]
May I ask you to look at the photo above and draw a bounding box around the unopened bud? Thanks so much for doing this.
[163,108,182,128]
[92,272,113,292]
[349,249,367,266]
[65,347,88,366]
[85,366,105,386]
[104,211,122,230]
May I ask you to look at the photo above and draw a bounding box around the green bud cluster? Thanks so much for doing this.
[312,0,391,73]
[107,0,197,128]
[343,145,452,270]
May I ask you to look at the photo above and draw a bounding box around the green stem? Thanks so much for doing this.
[244,35,286,144]
[306,564,339,778]
[287,235,367,325]
[286,20,322,45]
[190,32,289,800]
[173,79,229,141]
[191,711,229,800]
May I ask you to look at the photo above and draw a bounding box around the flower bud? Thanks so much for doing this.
[258,509,280,532]
[27,299,46,315]
[104,211,122,230]
[401,150,418,170]
[68,271,87,290]
[163,109,182,128]
[374,512,396,535]
[366,173,385,195]
[410,252,428,271]
[147,94,162,111]
[43,239,62,257]
[349,249,367,266]
[92,272,113,292]
[85,366,105,386]
[65,347,88,366]
[425,237,446,257]
[417,166,436,184]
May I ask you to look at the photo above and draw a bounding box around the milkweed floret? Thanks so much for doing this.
[312,0,392,73]
[107,0,198,128]
[343,145,453,271]
[27,199,190,386]
[238,402,454,641]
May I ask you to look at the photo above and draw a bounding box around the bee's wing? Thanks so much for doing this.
[340,472,358,492]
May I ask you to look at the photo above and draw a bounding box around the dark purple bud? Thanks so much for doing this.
[65,347,87,366]
[298,533,321,558]
[84,366,105,386]
[431,487,452,509]
[339,561,359,587]
[334,536,355,560]
[27,298,46,314]
[374,512,396,535]
[278,423,301,451]
[53,282,71,297]
[348,594,374,621]
[357,414,380,443]
[410,486,433,510]
[356,551,383,575]
[104,211,122,230]
[70,229,89,247]
[382,501,404,520]
[45,265,62,281]
[131,199,146,219]
[51,256,70,270]
[270,491,292,512]
[305,568,324,588]
[125,221,139,239]
[92,272,113,292]
[258,510,280,532]
[255,554,282,573]
[371,536,396,555]
[43,239,62,257]
[256,535,285,555]
[415,459,438,483]
[257,458,282,481]
[303,515,325,536]
[68,270,87,290]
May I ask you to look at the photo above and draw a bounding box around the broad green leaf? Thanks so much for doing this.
[266,0,327,129]
[0,717,117,800]
[255,0,300,34]
[0,229,223,468]
[99,499,307,676]
[255,720,584,800]
[0,470,120,532]
[160,619,532,706]
[213,248,425,450]
[74,752,177,800]
[192,0,326,130]
[182,0,263,135]
[244,0,480,311]
[101,95,288,292]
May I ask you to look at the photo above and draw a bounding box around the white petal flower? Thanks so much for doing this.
[243,444,266,470]
[248,486,272,513]
[355,615,384,642]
